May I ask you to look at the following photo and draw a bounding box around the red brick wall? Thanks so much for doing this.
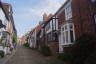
[57,10,66,28]
[72,0,96,39]
[47,0,96,53]
[48,42,59,55]
[63,45,72,52]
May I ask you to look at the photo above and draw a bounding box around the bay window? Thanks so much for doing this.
[61,23,75,45]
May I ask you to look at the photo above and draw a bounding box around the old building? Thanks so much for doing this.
[55,0,96,52]
[25,0,96,54]
[3,2,17,48]
[43,15,59,54]
[27,29,36,48]
[37,13,59,54]
[0,2,17,54]
[0,2,10,54]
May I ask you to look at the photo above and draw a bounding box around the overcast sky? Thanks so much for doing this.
[2,0,66,37]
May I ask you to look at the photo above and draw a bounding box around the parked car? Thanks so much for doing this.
[0,45,5,57]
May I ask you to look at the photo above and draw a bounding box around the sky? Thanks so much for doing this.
[2,0,66,37]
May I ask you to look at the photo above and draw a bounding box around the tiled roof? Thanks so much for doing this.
[44,14,53,22]
[2,2,11,20]
[35,25,42,33]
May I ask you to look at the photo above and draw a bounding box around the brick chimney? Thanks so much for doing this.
[43,13,47,21]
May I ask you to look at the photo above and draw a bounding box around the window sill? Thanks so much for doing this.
[60,43,73,45]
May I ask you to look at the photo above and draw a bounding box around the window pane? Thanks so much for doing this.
[70,30,74,43]
[62,27,64,31]
[50,20,52,29]
[65,26,67,30]
[65,31,68,43]
[70,25,73,29]
[53,19,56,30]
[65,5,72,20]
[63,32,65,43]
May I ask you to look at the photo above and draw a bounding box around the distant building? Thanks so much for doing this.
[0,2,17,54]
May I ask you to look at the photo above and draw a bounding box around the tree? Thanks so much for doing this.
[12,33,17,44]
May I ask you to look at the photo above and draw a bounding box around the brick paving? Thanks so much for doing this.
[5,46,64,64]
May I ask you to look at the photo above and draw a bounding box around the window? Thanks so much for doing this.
[70,30,74,42]
[65,31,69,43]
[61,23,75,45]
[62,32,65,43]
[94,15,96,24]
[50,20,52,30]
[62,27,64,31]
[56,16,58,30]
[53,19,56,30]
[46,23,50,31]
[65,5,72,21]
[0,32,1,36]
[0,8,6,25]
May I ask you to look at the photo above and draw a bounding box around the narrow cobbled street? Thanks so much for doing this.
[5,46,64,64]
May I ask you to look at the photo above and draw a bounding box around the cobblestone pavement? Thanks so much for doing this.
[5,46,64,64]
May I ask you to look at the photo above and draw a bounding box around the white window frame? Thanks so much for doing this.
[56,17,58,30]
[65,4,72,21]
[61,23,75,45]
[0,8,7,25]
[53,19,56,30]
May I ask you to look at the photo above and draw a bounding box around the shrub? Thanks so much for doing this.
[12,33,17,44]
[57,52,72,64]
[24,43,29,48]
[40,45,51,56]
[71,34,96,64]
[0,51,4,58]
[84,51,96,64]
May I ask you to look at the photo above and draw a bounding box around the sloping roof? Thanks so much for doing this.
[54,0,69,16]
[0,2,9,20]
[35,25,42,33]
[44,14,53,22]
[28,13,53,35]
[1,2,11,20]
[29,28,35,35]
[2,2,16,33]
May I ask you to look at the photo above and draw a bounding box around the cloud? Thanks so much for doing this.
[13,0,66,37]
[16,0,66,19]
